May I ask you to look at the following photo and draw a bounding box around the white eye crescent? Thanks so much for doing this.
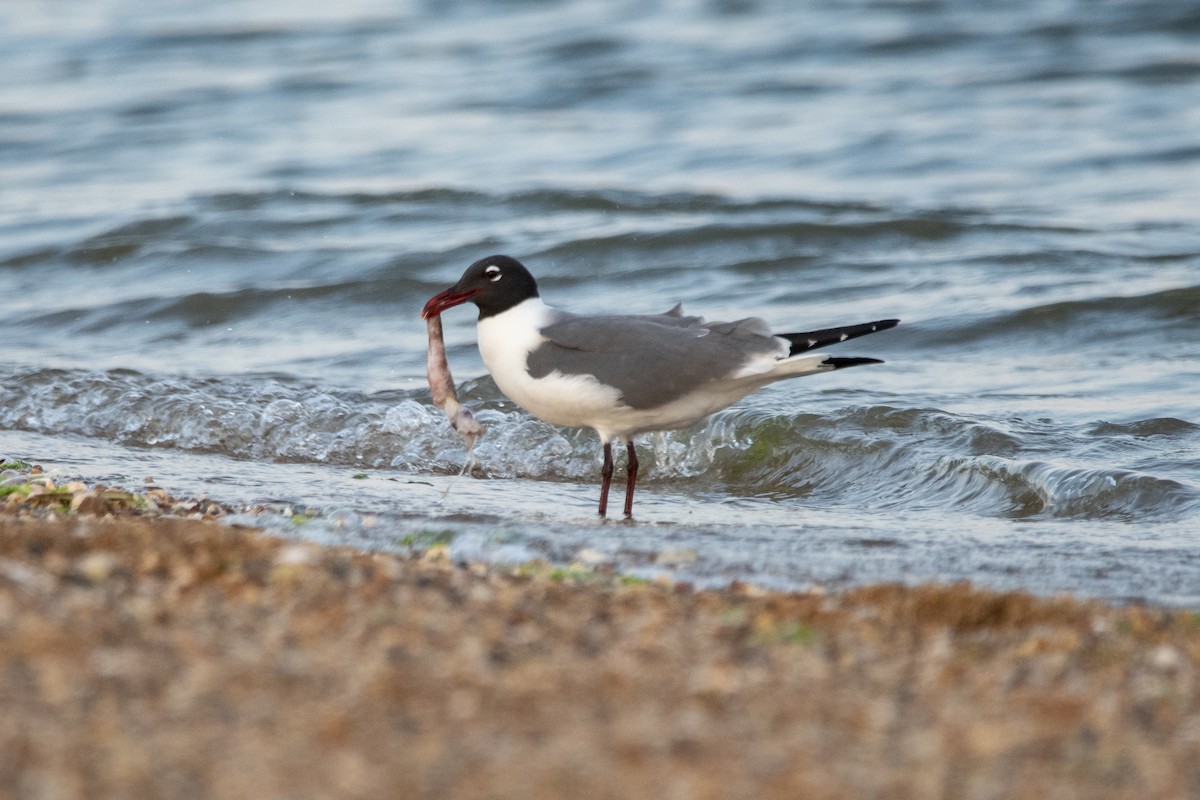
[484,265,502,282]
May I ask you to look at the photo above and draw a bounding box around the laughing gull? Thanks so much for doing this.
[422,255,898,518]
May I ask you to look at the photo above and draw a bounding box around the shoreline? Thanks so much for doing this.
[1,466,1198,797]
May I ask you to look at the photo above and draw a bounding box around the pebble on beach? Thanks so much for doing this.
[0,460,1197,799]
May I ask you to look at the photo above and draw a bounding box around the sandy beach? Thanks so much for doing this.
[1,472,1198,799]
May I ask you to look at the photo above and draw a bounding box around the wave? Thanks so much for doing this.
[917,284,1200,348]
[11,280,408,336]
[4,185,1074,264]
[0,368,596,478]
[2,185,1099,342]
[2,368,1195,523]
[3,185,1104,303]
[690,406,1199,521]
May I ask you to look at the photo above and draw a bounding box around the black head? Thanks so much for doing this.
[421,255,541,320]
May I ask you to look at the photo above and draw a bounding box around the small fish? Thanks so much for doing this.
[426,313,486,464]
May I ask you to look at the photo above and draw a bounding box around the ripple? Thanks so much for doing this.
[3,369,1194,524]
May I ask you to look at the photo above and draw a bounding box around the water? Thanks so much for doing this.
[2,0,1198,604]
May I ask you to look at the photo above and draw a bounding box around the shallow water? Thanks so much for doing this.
[2,0,1198,604]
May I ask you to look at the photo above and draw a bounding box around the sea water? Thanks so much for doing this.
[2,0,1198,603]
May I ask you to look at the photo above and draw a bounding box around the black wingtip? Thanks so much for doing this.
[782,318,899,356]
[823,356,885,370]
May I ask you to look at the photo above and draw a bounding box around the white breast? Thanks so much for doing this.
[477,298,628,438]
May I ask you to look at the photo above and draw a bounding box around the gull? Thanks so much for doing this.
[422,255,897,518]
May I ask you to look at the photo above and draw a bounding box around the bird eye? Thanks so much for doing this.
[484,265,502,282]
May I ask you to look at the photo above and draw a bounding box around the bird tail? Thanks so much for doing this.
[767,353,885,379]
[780,319,899,356]
[822,356,884,369]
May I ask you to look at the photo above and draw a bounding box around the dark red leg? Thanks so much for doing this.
[623,440,638,518]
[598,441,614,517]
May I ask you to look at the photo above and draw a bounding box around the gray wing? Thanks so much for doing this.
[528,309,786,409]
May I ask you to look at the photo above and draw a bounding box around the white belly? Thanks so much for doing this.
[488,360,753,442]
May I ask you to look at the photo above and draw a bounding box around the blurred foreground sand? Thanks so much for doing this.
[1,513,1197,800]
